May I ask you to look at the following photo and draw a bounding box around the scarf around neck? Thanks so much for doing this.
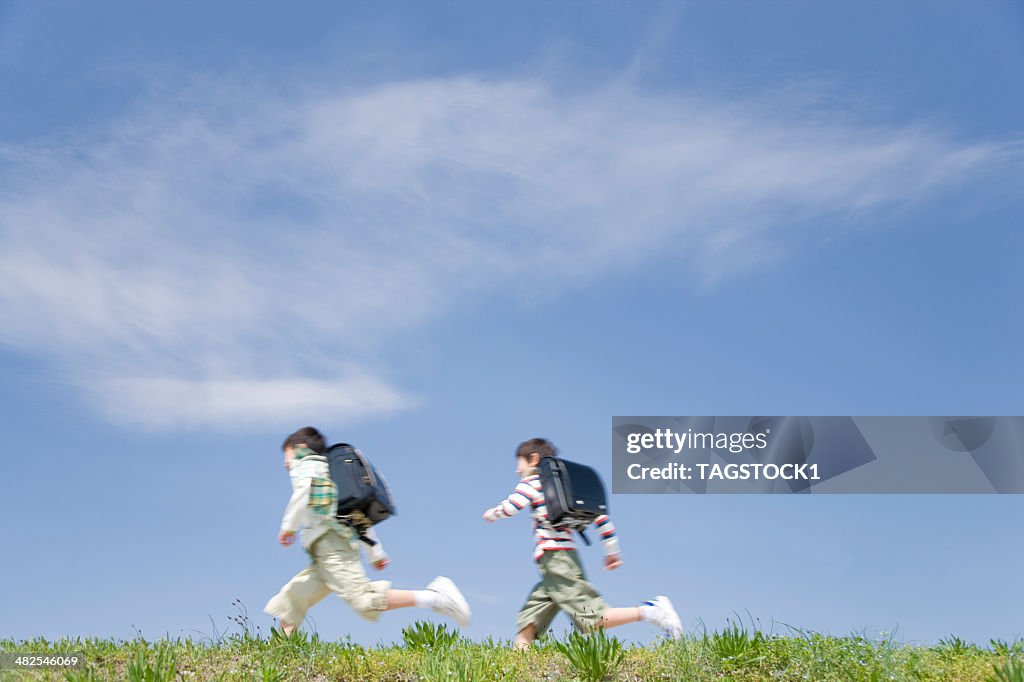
[292,445,320,461]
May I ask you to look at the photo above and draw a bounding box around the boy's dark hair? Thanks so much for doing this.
[282,426,326,454]
[516,437,557,460]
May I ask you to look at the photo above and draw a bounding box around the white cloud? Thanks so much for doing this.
[0,71,1018,428]
[87,374,412,431]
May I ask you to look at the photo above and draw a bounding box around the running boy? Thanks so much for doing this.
[265,426,470,634]
[483,437,682,648]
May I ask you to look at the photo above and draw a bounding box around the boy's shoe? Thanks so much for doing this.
[426,576,471,628]
[645,596,682,639]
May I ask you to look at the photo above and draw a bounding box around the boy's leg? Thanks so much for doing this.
[312,530,392,622]
[313,530,471,625]
[601,608,642,629]
[515,579,561,650]
[514,624,537,651]
[264,564,331,634]
[385,581,469,623]
[537,550,609,634]
[375,580,472,627]
[539,550,681,637]
[528,548,679,638]
[385,590,416,609]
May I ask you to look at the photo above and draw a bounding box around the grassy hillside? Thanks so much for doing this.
[2,620,1021,681]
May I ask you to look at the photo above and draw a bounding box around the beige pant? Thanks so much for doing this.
[264,527,391,625]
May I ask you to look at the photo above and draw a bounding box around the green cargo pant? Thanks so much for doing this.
[516,549,608,636]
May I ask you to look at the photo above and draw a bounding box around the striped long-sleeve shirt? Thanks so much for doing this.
[485,473,620,561]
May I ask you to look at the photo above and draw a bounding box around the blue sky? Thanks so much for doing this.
[1,1,1022,647]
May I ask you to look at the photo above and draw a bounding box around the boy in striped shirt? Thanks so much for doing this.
[483,437,682,649]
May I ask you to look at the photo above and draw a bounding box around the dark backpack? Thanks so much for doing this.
[323,443,395,545]
[538,456,608,545]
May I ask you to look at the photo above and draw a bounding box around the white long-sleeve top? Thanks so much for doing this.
[485,472,620,561]
[280,454,387,563]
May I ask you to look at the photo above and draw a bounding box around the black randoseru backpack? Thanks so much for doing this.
[538,456,608,545]
[324,443,395,545]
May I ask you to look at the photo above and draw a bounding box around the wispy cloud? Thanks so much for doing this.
[0,69,1018,428]
[89,375,411,430]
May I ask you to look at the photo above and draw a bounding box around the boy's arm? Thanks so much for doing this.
[280,476,312,535]
[595,515,621,557]
[360,527,389,566]
[482,480,536,522]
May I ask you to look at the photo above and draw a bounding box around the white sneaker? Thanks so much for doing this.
[645,595,682,639]
[426,576,471,628]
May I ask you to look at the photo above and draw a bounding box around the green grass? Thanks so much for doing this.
[1,622,1018,681]
[551,629,625,681]
[400,621,462,652]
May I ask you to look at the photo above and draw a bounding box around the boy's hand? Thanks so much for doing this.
[604,554,622,571]
[278,530,296,547]
[373,558,390,571]
[482,509,497,523]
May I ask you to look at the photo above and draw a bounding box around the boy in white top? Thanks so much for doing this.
[264,426,470,635]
